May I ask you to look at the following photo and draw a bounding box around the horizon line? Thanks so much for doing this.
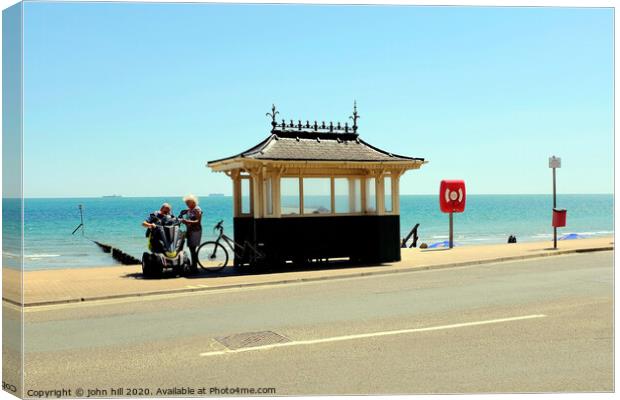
[9,192,615,200]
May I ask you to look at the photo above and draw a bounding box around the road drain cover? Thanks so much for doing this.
[216,331,290,350]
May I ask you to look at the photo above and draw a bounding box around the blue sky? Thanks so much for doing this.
[21,3,613,197]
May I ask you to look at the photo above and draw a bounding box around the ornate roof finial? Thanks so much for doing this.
[266,104,279,132]
[349,100,360,134]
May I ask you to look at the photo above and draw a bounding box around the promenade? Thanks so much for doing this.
[3,236,613,307]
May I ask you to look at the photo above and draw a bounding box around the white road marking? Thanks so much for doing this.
[199,314,547,357]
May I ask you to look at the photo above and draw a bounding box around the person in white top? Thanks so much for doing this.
[179,194,203,273]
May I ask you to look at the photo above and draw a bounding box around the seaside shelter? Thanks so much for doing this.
[207,104,427,267]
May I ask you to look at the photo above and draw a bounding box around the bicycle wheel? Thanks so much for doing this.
[196,241,229,272]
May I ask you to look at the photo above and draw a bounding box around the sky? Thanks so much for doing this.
[20,3,613,197]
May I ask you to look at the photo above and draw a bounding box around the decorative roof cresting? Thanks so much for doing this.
[267,102,360,135]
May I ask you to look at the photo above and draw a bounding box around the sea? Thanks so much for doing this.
[2,194,614,270]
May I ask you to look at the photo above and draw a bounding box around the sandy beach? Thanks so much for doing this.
[3,236,613,307]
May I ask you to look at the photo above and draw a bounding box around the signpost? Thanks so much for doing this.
[439,180,466,248]
[549,156,561,249]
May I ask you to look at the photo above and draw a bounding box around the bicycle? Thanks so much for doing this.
[196,220,265,272]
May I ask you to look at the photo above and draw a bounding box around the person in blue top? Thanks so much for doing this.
[142,203,173,229]
[179,194,202,272]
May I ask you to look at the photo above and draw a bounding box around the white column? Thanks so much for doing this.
[330,176,335,214]
[232,171,241,217]
[299,176,304,215]
[393,172,401,215]
[251,169,262,218]
[361,176,367,213]
[273,173,281,218]
[376,175,385,216]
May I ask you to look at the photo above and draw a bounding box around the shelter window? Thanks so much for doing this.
[280,177,300,215]
[240,176,251,215]
[335,177,362,214]
[303,178,331,215]
[384,175,393,213]
[365,177,376,213]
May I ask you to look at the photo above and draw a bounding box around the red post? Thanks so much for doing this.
[449,212,454,248]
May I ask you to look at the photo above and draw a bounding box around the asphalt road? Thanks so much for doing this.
[12,251,614,395]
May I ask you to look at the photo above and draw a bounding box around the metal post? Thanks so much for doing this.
[553,168,557,249]
[79,204,85,237]
[449,212,454,249]
[549,155,561,249]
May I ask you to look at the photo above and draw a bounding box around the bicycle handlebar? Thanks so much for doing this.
[213,220,224,234]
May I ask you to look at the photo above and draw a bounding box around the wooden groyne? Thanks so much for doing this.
[71,205,140,265]
[93,241,140,265]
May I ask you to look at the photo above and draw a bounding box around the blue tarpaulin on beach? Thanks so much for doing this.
[428,240,459,248]
[558,233,588,240]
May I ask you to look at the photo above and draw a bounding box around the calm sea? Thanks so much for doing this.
[3,194,614,270]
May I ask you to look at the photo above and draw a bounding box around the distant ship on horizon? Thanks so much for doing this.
[102,194,123,198]
[208,193,226,197]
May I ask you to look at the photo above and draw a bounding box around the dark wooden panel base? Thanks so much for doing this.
[234,215,401,266]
